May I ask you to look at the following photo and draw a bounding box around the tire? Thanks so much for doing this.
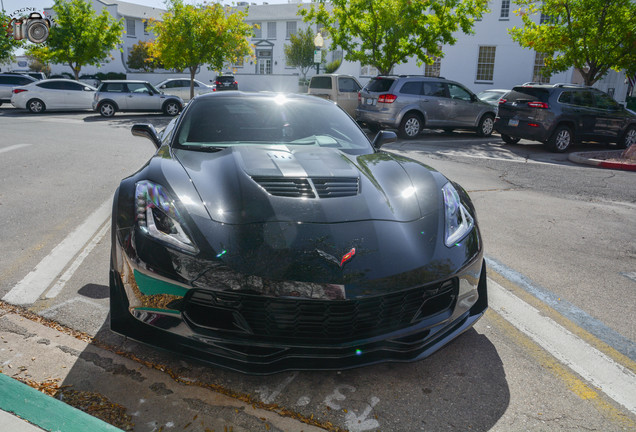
[546,125,573,153]
[501,134,521,145]
[399,113,423,139]
[27,99,45,114]
[477,114,495,137]
[617,125,636,149]
[163,100,180,116]
[99,101,116,117]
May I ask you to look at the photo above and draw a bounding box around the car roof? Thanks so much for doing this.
[101,80,150,84]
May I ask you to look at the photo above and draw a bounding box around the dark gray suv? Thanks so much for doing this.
[495,84,636,152]
[356,75,497,139]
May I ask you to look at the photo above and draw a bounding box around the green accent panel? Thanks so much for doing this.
[133,307,181,314]
[0,372,123,432]
[133,270,188,297]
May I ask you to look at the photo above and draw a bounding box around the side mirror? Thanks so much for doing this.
[84,87,93,91]
[372,130,397,149]
[160,85,166,89]
[131,123,161,149]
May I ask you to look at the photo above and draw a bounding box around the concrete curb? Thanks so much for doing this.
[569,150,636,171]
[0,373,123,432]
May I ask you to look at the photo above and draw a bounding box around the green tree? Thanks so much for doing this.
[30,0,123,80]
[150,0,253,100]
[1,11,23,64]
[127,40,159,72]
[300,0,488,76]
[284,27,318,82]
[509,0,636,86]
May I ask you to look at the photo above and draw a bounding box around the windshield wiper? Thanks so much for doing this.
[180,145,225,152]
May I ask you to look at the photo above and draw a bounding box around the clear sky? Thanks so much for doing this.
[2,0,290,15]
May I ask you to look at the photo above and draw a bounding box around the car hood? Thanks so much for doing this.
[173,145,446,225]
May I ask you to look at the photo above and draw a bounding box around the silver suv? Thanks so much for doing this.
[93,80,183,117]
[356,76,497,139]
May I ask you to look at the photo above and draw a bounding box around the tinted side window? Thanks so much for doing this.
[593,91,619,110]
[38,81,65,90]
[423,82,446,97]
[338,77,359,92]
[311,76,332,89]
[365,78,394,92]
[448,84,472,101]
[127,83,151,93]
[102,83,125,92]
[16,76,35,85]
[399,81,423,95]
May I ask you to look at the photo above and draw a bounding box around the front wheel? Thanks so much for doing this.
[501,134,521,145]
[27,99,45,114]
[99,102,116,117]
[477,114,495,137]
[163,101,180,116]
[617,126,636,149]
[399,113,422,139]
[546,125,573,153]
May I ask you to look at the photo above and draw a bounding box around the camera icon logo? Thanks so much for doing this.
[9,12,52,44]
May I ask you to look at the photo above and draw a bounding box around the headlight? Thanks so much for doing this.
[442,182,474,247]
[135,181,198,254]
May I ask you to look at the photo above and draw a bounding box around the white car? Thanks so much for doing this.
[155,78,215,101]
[11,79,97,113]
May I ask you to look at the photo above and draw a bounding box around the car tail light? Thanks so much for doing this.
[378,94,397,103]
[358,91,361,102]
[12,89,27,94]
[498,98,507,104]
[215,81,221,86]
[233,81,237,85]
[527,101,549,109]
[528,123,540,127]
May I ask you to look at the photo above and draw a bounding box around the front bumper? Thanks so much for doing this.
[110,244,487,374]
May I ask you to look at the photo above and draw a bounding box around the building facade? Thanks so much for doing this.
[38,0,630,102]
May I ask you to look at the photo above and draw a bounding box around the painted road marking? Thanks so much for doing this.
[44,223,109,299]
[2,200,111,306]
[0,144,31,154]
[488,278,636,415]
[621,272,636,284]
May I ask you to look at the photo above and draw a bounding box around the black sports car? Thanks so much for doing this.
[110,92,487,374]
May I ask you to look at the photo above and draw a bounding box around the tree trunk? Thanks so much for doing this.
[189,66,197,100]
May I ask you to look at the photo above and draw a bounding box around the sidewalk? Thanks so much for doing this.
[569,149,636,171]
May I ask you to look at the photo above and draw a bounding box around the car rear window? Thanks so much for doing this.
[216,76,235,83]
[364,77,395,93]
[507,87,550,103]
[310,76,332,89]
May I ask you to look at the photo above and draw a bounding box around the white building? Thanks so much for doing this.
[42,0,630,101]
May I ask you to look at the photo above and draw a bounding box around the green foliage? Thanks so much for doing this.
[0,11,23,63]
[509,0,636,86]
[300,0,488,76]
[31,0,123,80]
[283,27,317,81]
[127,40,159,72]
[324,58,342,74]
[28,58,51,75]
[150,0,253,99]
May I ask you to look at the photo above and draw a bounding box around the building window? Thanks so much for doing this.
[424,47,442,77]
[143,21,149,35]
[533,52,551,83]
[267,22,276,39]
[360,65,379,77]
[476,46,496,81]
[540,13,553,24]
[286,21,297,39]
[500,0,510,18]
[257,50,272,75]
[253,22,262,39]
[233,56,244,68]
[126,18,136,37]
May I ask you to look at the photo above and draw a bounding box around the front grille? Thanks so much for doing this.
[183,279,458,342]
[252,176,359,199]
[252,177,314,198]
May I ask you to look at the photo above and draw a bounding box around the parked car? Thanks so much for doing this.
[92,80,183,117]
[11,79,96,113]
[111,91,487,374]
[155,78,215,101]
[308,73,362,118]
[0,73,37,106]
[495,83,636,152]
[477,89,508,106]
[356,75,497,139]
[213,75,238,91]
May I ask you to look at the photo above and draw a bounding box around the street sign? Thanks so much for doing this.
[314,49,321,64]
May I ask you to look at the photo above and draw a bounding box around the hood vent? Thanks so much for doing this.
[252,177,359,198]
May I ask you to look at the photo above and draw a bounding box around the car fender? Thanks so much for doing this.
[98,98,120,110]
[162,97,182,109]
[396,104,426,126]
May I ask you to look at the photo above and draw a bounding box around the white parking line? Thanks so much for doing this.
[0,144,31,154]
[488,278,636,415]
[2,200,111,306]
